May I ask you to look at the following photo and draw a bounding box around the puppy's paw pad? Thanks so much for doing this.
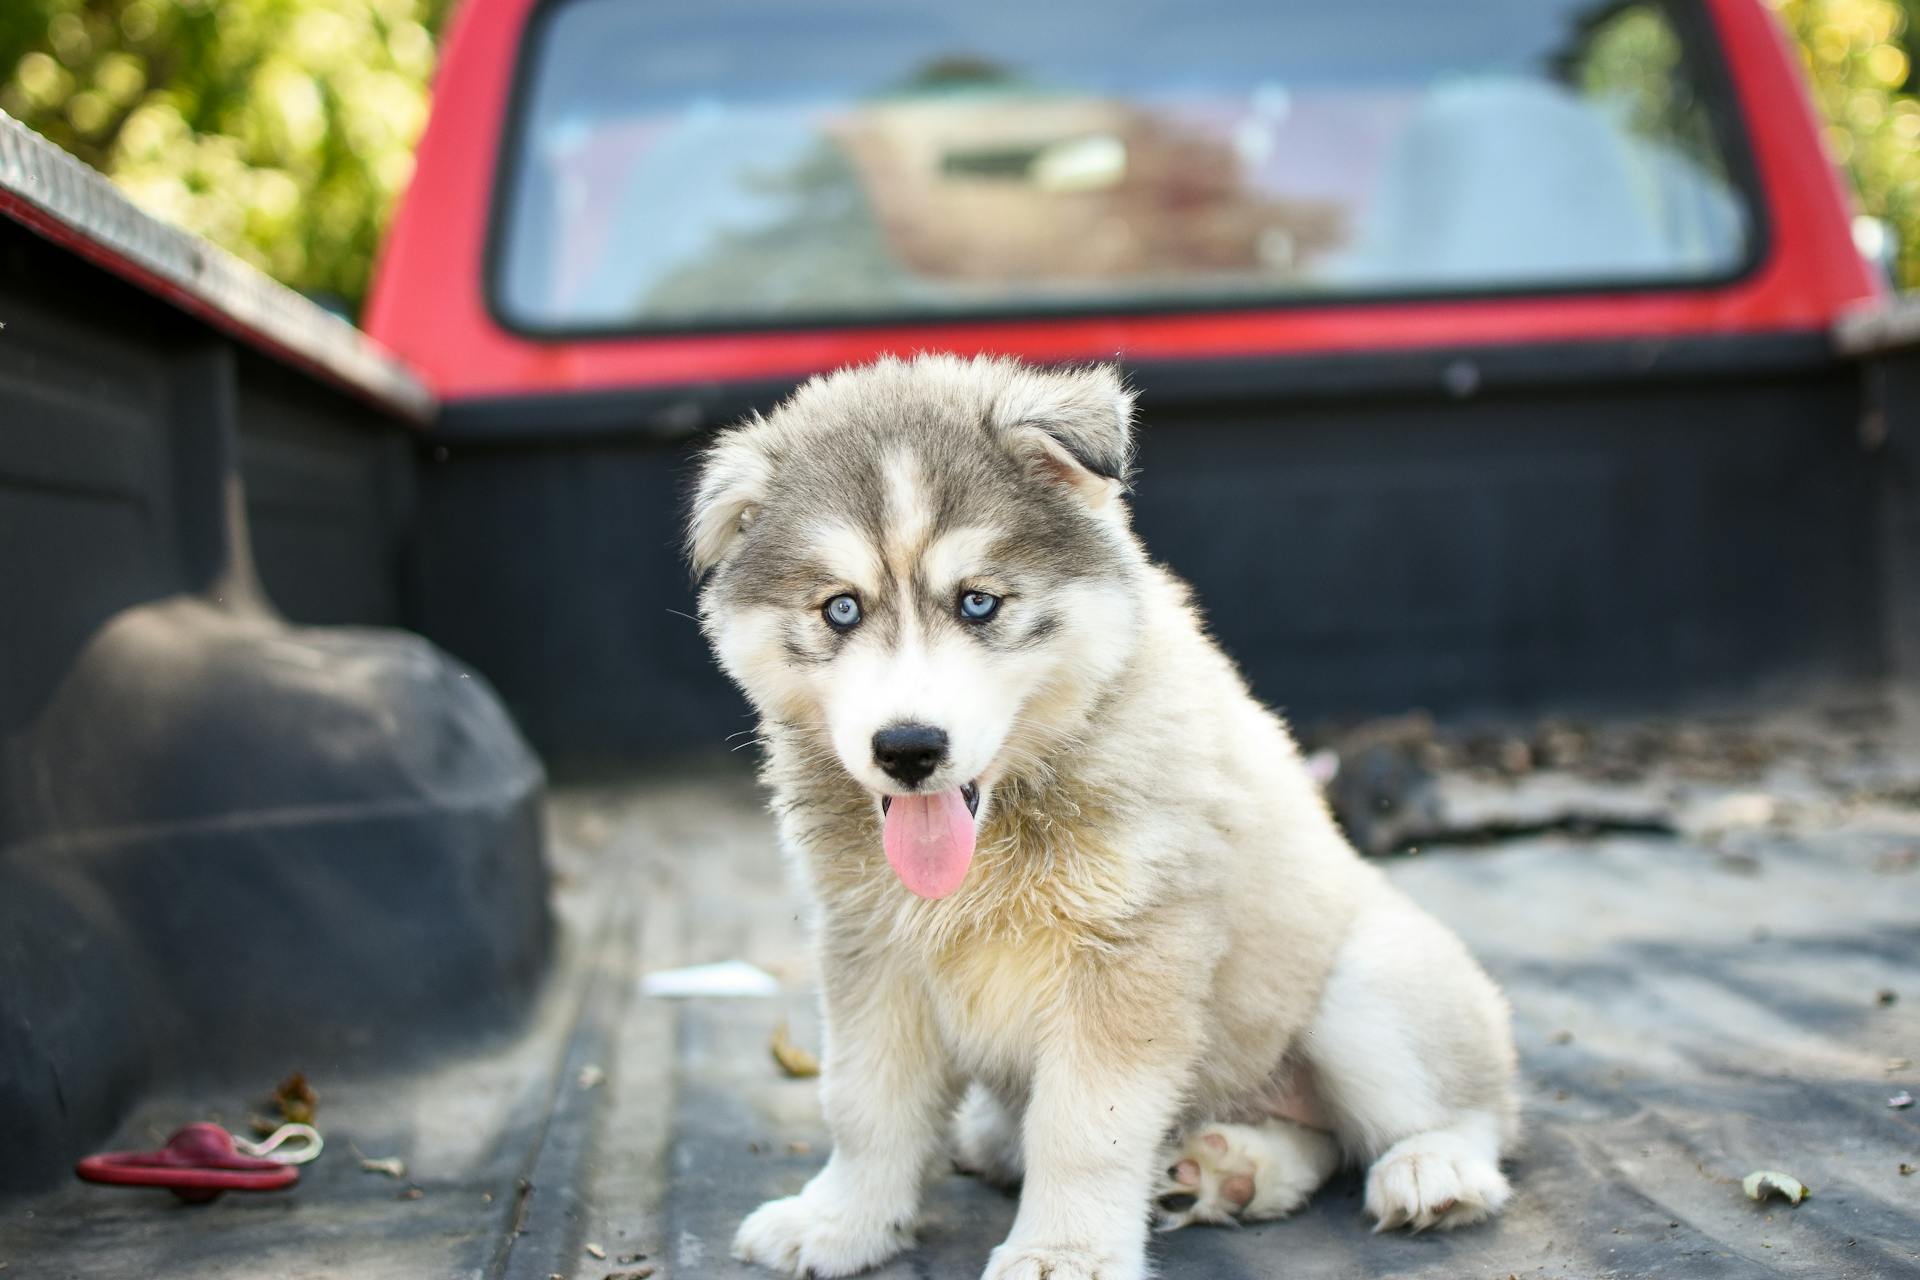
[1155,1127,1255,1228]
[732,1193,911,1277]
[1364,1137,1510,1233]
[982,1244,1135,1280]
[1155,1121,1337,1229]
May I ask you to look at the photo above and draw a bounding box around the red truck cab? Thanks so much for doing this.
[369,0,1878,401]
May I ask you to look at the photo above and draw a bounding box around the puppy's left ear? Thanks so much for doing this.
[993,363,1135,508]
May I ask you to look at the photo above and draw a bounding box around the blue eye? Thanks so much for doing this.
[823,594,862,630]
[959,591,1001,621]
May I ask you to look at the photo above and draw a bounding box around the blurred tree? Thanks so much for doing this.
[1773,0,1920,286]
[0,0,452,312]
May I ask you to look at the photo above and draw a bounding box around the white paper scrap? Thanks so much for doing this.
[641,959,781,998]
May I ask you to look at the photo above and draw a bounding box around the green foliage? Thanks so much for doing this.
[1,0,1916,309]
[0,0,449,310]
[1579,6,1689,142]
[1773,0,1920,286]
[1578,5,1741,190]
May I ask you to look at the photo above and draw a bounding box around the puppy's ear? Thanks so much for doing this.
[992,363,1135,507]
[686,416,773,580]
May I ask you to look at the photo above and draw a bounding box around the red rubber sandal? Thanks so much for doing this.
[76,1122,315,1202]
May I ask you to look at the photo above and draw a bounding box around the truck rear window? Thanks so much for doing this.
[492,0,1756,334]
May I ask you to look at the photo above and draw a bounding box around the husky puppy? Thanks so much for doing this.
[688,355,1517,1280]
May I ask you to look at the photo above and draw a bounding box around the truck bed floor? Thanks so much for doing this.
[5,742,1919,1279]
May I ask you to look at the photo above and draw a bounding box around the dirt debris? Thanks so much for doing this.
[1876,848,1919,874]
[271,1072,317,1125]
[769,1022,820,1078]
[1743,1170,1810,1205]
[1303,706,1919,855]
[572,813,613,849]
[1682,793,1776,838]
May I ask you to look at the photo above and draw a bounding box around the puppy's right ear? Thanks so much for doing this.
[686,418,773,581]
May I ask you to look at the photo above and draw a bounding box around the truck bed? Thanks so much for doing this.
[8,716,1919,1280]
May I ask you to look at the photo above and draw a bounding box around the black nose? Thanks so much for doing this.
[872,723,949,786]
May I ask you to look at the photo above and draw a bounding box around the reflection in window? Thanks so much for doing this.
[495,0,1753,331]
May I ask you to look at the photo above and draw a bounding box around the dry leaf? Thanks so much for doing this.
[770,1023,820,1079]
[273,1072,318,1125]
[1742,1170,1809,1205]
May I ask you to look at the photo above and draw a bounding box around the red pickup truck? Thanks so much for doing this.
[1,1,1916,1276]
[358,0,1905,760]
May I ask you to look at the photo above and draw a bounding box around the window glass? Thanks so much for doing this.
[494,0,1754,331]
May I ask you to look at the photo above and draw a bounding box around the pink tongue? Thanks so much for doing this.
[882,789,978,899]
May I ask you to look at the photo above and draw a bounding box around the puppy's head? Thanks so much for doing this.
[688,355,1144,897]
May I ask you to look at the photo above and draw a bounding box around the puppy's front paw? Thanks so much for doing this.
[981,1243,1140,1280]
[733,1191,911,1277]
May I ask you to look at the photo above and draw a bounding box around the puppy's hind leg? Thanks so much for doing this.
[1154,1119,1339,1229]
[952,1082,1024,1189]
[1307,894,1519,1233]
[1363,1112,1509,1232]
